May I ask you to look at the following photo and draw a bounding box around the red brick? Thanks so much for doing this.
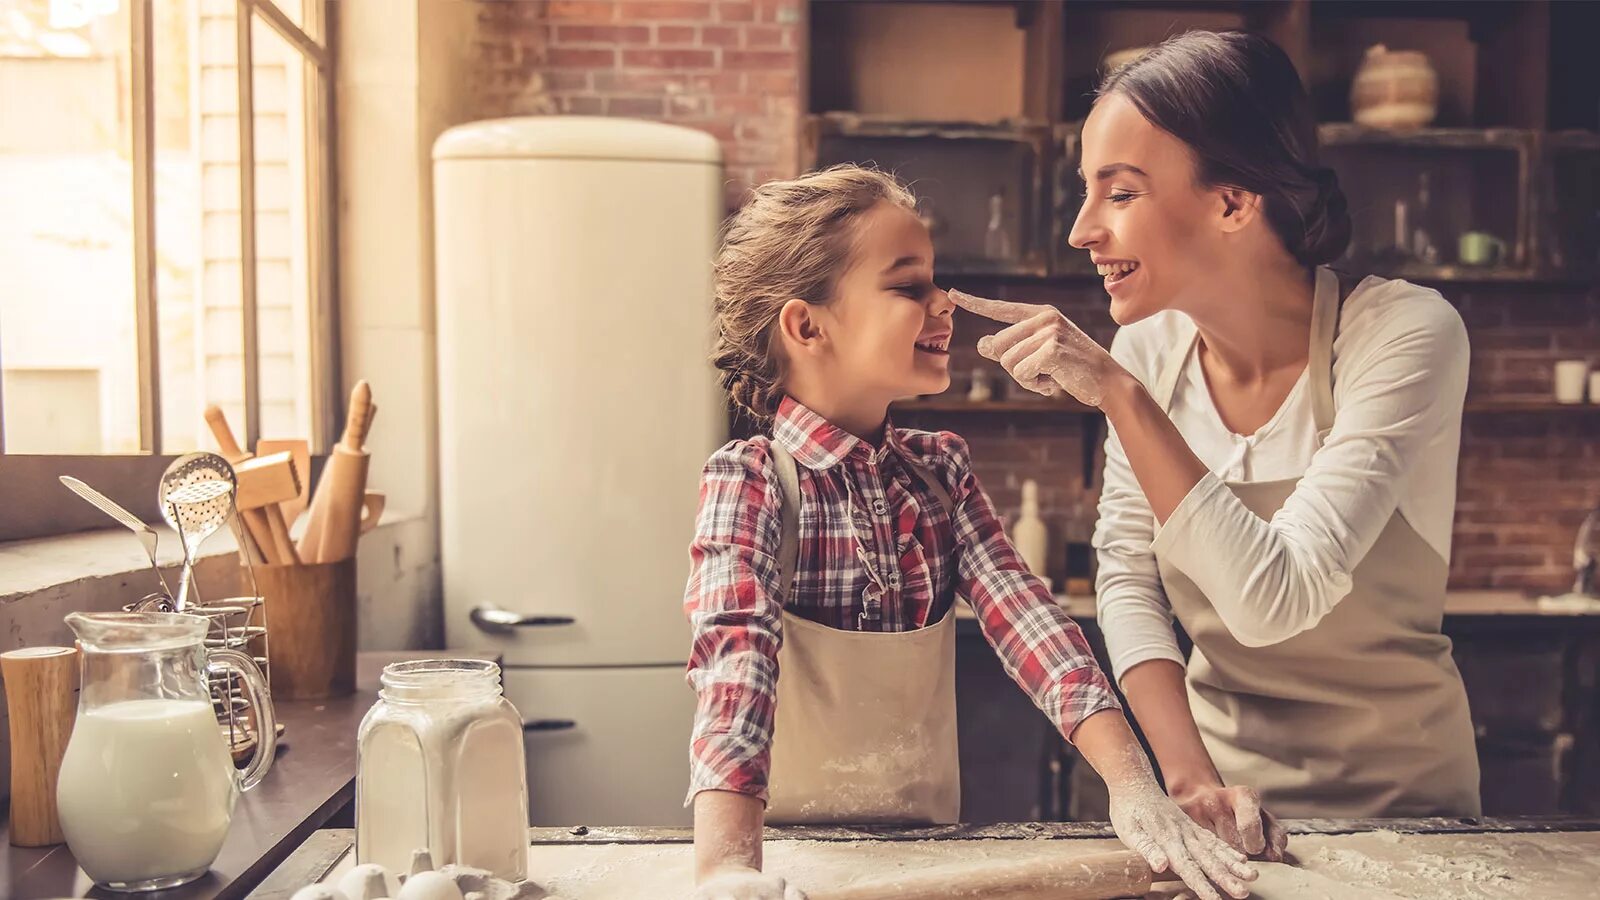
[716,94,766,115]
[554,24,651,44]
[745,71,798,92]
[717,2,755,22]
[608,96,667,116]
[543,71,592,91]
[746,25,783,47]
[672,118,736,142]
[548,47,618,68]
[666,93,711,116]
[558,95,607,115]
[548,1,617,22]
[622,48,716,69]
[701,24,741,46]
[658,24,697,43]
[722,50,795,70]
[616,1,712,20]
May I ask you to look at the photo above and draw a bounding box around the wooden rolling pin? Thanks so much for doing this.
[808,850,1163,900]
[298,381,376,564]
[2,646,78,847]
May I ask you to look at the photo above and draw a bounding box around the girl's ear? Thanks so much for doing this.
[777,298,824,354]
[1217,186,1263,233]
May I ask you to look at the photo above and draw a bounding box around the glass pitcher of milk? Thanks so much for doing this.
[56,612,276,892]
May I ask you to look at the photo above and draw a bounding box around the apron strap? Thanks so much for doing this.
[1308,266,1342,434]
[770,442,802,604]
[1152,320,1201,413]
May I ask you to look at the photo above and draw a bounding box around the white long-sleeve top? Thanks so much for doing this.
[1092,275,1470,681]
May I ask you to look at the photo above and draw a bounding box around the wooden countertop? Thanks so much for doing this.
[253,818,1600,900]
[0,651,498,900]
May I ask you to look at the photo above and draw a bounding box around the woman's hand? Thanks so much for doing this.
[1109,780,1257,900]
[692,868,808,900]
[1171,781,1289,862]
[949,289,1123,406]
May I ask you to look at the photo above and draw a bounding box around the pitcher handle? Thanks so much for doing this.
[207,647,277,791]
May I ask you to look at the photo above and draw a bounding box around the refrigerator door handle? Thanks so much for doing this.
[524,718,577,732]
[470,604,577,633]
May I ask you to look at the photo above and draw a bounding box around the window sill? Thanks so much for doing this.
[0,509,424,604]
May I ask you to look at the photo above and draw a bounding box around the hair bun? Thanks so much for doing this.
[1295,166,1352,267]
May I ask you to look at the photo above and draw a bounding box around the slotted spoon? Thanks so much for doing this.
[160,453,238,611]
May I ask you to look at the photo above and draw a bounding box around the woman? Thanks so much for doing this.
[955,30,1481,858]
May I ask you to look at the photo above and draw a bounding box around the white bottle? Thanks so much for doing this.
[1012,479,1050,588]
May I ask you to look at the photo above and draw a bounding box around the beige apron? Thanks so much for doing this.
[762,443,961,825]
[1152,267,1481,818]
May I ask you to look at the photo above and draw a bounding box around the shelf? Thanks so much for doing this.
[894,398,1600,417]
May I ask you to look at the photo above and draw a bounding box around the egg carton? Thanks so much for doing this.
[294,849,561,900]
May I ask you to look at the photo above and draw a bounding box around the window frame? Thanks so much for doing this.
[0,0,341,543]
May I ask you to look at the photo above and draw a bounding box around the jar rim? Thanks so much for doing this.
[380,658,501,688]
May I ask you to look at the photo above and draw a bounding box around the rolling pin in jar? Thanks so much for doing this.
[807,849,1171,900]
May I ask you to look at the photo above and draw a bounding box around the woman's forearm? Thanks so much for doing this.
[693,790,766,883]
[1118,659,1223,795]
[1098,371,1209,525]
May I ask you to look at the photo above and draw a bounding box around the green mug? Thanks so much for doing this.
[1459,231,1507,267]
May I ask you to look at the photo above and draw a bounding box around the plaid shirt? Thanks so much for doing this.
[684,397,1121,804]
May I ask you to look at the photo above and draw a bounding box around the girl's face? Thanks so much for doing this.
[814,201,954,403]
[1067,93,1225,325]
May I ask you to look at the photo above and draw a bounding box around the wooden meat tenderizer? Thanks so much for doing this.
[2,646,78,847]
[256,438,311,526]
[298,380,376,564]
[807,849,1170,900]
[203,404,275,564]
[236,450,304,565]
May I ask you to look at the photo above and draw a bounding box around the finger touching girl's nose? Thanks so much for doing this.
[931,288,955,317]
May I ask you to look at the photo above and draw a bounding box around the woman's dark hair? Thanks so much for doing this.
[1099,31,1351,267]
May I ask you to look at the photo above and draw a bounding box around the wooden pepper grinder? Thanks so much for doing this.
[2,646,78,846]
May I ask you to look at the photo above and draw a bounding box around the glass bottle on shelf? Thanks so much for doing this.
[984,191,1013,261]
[1412,171,1439,264]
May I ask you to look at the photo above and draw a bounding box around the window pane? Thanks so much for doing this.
[0,0,141,453]
[251,12,314,442]
[157,0,244,453]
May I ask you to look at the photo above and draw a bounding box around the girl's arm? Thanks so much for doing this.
[683,442,787,890]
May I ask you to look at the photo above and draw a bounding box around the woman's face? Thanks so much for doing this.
[1068,93,1225,325]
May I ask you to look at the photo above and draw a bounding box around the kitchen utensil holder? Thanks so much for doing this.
[260,559,357,699]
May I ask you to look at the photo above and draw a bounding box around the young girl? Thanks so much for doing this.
[681,166,1255,900]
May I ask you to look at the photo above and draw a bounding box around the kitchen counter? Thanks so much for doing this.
[254,817,1600,899]
[0,651,498,900]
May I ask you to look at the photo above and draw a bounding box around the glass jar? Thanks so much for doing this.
[356,659,528,881]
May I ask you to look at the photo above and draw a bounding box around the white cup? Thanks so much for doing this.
[1555,360,1589,404]
[1590,371,1600,405]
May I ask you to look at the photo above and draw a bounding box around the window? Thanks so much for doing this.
[0,0,337,541]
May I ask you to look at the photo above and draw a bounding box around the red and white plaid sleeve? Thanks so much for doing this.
[682,438,785,805]
[940,433,1124,742]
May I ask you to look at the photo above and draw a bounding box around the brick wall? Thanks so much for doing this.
[471,0,804,207]
[923,278,1600,596]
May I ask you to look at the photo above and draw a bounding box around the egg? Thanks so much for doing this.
[339,863,397,900]
[396,871,465,900]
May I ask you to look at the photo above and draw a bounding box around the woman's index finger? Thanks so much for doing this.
[948,288,1044,325]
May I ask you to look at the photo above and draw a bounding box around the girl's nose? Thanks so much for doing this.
[930,288,955,317]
